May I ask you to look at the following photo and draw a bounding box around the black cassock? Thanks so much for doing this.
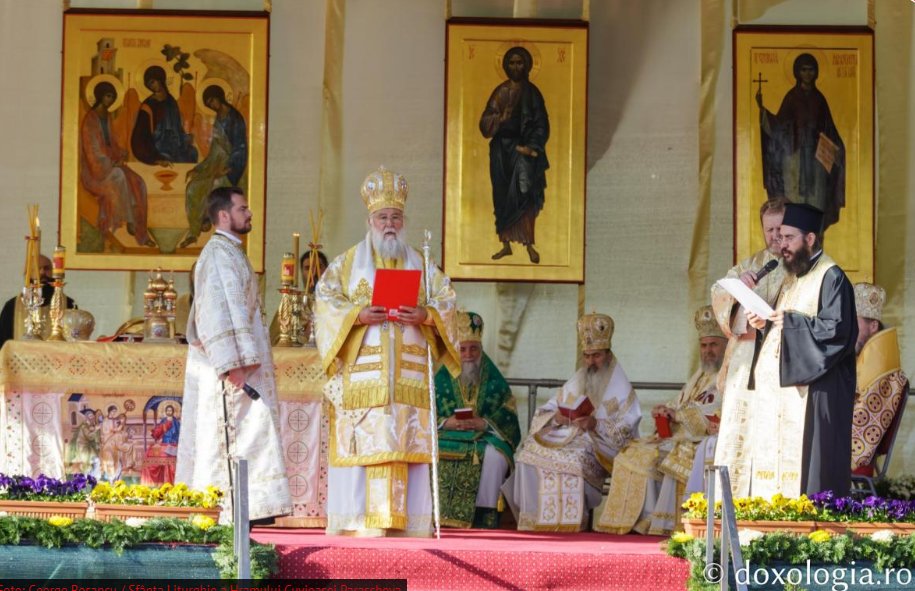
[750,256,858,497]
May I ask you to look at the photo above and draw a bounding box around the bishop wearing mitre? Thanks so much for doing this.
[315,166,460,538]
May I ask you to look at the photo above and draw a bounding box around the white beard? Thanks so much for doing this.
[701,356,723,374]
[459,358,482,388]
[370,225,409,260]
[584,362,612,400]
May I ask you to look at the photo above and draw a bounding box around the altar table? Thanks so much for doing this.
[0,340,329,527]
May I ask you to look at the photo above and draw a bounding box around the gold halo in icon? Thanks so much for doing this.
[84,74,126,112]
[494,41,542,82]
[196,78,234,116]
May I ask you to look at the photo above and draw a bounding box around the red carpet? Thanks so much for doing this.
[252,528,690,591]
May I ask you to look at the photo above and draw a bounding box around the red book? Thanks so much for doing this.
[655,416,672,438]
[454,408,474,421]
[558,395,595,421]
[371,269,422,321]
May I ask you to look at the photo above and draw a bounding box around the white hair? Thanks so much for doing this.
[584,361,612,400]
[459,358,482,388]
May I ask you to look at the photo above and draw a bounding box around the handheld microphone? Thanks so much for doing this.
[222,380,261,401]
[242,383,261,401]
[754,259,779,282]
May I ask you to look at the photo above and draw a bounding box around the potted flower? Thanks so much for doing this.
[809,490,915,536]
[681,492,818,537]
[90,481,222,522]
[0,473,94,519]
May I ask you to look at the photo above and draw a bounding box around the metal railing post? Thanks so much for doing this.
[232,456,251,580]
[528,385,537,430]
[705,464,716,571]
[706,465,747,591]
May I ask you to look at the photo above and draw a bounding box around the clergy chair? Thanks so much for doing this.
[850,382,909,497]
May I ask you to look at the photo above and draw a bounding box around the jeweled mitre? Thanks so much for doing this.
[854,282,886,321]
[456,310,484,344]
[695,305,726,339]
[578,313,614,351]
[361,166,408,213]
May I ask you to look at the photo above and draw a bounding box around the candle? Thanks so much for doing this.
[292,233,300,288]
[281,252,295,286]
[53,246,66,278]
[24,205,40,287]
[23,236,31,288]
[33,215,41,286]
[304,210,324,295]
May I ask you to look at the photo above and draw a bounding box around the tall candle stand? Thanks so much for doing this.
[302,293,317,346]
[47,246,67,341]
[47,280,67,341]
[20,283,44,340]
[276,252,303,348]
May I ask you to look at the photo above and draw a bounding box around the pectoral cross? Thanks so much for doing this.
[755,72,768,94]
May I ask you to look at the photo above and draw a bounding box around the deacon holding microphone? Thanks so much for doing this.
[744,203,858,498]
[176,186,292,525]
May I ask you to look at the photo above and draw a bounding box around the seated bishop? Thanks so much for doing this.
[502,313,642,532]
[851,282,908,474]
[435,311,521,529]
[596,306,726,536]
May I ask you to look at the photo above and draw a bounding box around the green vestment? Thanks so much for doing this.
[435,353,520,528]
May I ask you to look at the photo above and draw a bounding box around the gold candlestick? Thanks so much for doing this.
[302,292,317,346]
[275,287,302,347]
[20,284,44,340]
[293,233,300,289]
[47,245,67,341]
[47,280,67,341]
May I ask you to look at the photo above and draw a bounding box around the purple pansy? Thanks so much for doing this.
[0,472,94,502]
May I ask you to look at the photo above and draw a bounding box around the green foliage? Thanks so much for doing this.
[0,515,277,579]
[738,532,858,567]
[853,532,915,571]
[213,538,280,581]
[876,475,915,501]
[667,530,915,590]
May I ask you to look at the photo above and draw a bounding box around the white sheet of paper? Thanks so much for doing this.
[716,278,776,318]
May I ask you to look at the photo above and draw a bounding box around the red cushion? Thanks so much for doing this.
[852,465,875,477]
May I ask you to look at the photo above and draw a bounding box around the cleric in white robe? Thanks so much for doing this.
[176,186,292,522]
[503,313,642,532]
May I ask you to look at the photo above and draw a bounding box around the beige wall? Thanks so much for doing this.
[2,0,914,471]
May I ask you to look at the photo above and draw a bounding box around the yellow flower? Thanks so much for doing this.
[681,492,708,516]
[192,514,216,530]
[671,532,694,543]
[48,516,73,527]
[808,530,831,543]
